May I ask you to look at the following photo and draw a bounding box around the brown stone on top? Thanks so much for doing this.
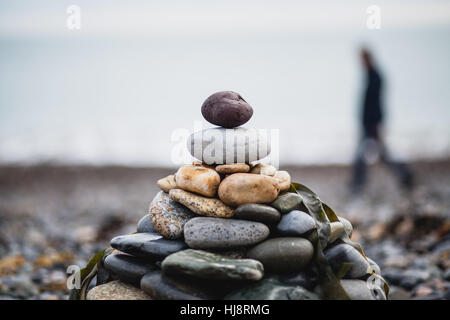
[201,91,253,128]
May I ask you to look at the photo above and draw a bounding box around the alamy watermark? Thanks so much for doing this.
[366,5,381,30]
[67,5,81,30]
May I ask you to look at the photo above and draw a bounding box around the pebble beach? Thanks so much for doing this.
[0,159,448,300]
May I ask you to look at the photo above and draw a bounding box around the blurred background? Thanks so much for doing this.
[0,0,449,300]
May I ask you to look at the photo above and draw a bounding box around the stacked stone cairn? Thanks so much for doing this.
[85,91,389,300]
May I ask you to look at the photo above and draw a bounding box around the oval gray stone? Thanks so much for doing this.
[149,191,196,239]
[324,243,371,279]
[104,254,157,286]
[270,193,303,213]
[162,249,264,281]
[137,214,156,233]
[184,217,270,250]
[234,203,281,224]
[247,237,314,273]
[187,127,271,165]
[110,233,187,259]
[275,210,316,236]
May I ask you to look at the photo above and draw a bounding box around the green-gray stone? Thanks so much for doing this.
[162,249,264,281]
[234,203,281,224]
[224,278,320,300]
[247,237,314,273]
[270,193,303,213]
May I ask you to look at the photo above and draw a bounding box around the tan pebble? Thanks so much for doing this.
[192,160,215,170]
[169,189,234,218]
[218,173,280,207]
[250,163,276,176]
[157,175,177,193]
[273,170,291,191]
[87,281,152,300]
[175,165,221,197]
[328,222,345,243]
[215,163,250,174]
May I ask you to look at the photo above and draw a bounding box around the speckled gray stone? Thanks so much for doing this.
[149,191,196,239]
[162,249,264,281]
[184,217,270,250]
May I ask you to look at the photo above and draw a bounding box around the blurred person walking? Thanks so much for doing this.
[350,48,413,193]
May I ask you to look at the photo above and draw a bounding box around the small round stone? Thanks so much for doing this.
[273,171,291,191]
[275,210,316,236]
[234,203,281,224]
[157,175,177,193]
[201,91,253,128]
[184,217,270,250]
[250,163,276,176]
[340,279,386,300]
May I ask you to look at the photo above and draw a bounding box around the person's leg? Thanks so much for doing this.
[377,129,414,190]
[350,137,368,193]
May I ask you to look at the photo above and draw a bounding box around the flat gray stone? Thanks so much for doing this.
[110,233,187,259]
[162,249,264,281]
[187,127,271,165]
[104,254,157,286]
[184,217,269,250]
